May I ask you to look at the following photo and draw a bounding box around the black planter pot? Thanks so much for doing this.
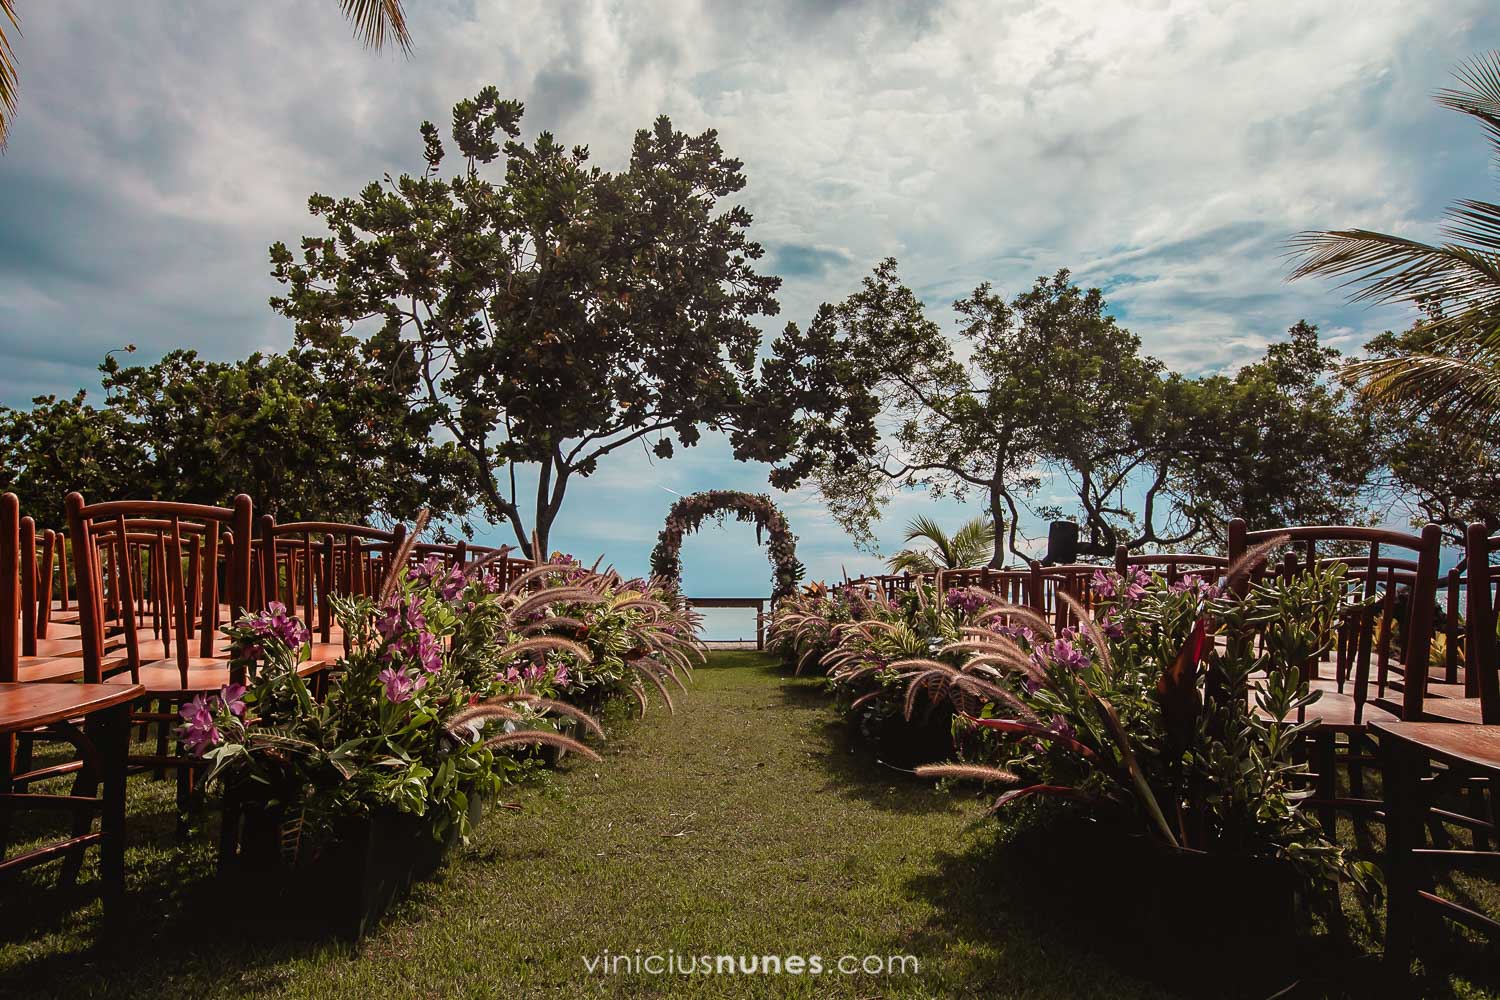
[856,703,956,768]
[1007,817,1299,987]
[218,792,485,942]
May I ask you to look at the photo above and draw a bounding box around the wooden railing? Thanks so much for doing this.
[686,596,768,649]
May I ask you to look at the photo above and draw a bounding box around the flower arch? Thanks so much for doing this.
[649,490,803,602]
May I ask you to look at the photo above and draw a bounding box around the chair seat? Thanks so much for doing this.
[28,637,94,659]
[1417,697,1487,725]
[106,656,326,693]
[1254,689,1401,731]
[0,682,144,733]
[36,623,84,640]
[1371,721,1500,773]
[307,642,349,663]
[106,660,237,694]
[127,638,233,661]
[15,657,88,682]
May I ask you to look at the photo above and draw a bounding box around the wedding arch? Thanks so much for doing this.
[649,490,802,602]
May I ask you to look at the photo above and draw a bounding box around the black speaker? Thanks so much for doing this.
[1041,520,1078,566]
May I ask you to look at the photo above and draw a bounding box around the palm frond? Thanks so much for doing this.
[340,0,413,55]
[1436,51,1500,166]
[0,0,19,151]
[1342,347,1500,437]
[1284,228,1500,314]
[948,517,997,568]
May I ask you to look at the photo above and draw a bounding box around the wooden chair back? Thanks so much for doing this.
[66,494,253,685]
[1228,519,1442,720]
[1462,523,1500,724]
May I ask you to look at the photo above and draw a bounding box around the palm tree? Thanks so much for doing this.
[0,0,410,149]
[1287,51,1500,440]
[886,515,996,573]
[0,0,17,150]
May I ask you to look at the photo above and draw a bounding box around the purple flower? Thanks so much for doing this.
[221,683,247,718]
[439,566,466,602]
[552,664,570,688]
[1091,569,1117,600]
[499,665,523,684]
[996,622,1034,644]
[1040,636,1090,672]
[945,587,988,616]
[1123,568,1150,603]
[1099,612,1125,640]
[416,630,442,673]
[407,556,444,584]
[178,694,221,756]
[377,595,426,642]
[379,666,424,703]
[1170,574,1222,601]
[1047,714,1075,740]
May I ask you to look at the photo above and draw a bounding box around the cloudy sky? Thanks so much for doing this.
[2,1,1497,634]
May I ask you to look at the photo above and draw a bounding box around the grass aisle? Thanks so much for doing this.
[1,651,1177,999]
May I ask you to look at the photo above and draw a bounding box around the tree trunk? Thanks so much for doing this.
[988,480,1007,569]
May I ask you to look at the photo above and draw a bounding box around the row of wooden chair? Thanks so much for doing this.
[0,490,531,930]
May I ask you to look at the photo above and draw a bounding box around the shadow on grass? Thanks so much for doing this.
[762,668,965,819]
[0,783,341,1000]
[893,809,1500,1000]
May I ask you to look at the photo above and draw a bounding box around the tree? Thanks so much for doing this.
[271,87,782,558]
[0,341,465,529]
[0,390,142,525]
[98,343,469,524]
[0,0,409,149]
[1287,52,1500,440]
[758,261,1165,566]
[886,515,995,573]
[1158,322,1376,545]
[1361,314,1500,544]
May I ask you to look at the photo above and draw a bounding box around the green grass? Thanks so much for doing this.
[0,651,1496,998]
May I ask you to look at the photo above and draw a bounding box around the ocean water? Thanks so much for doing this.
[691,606,766,642]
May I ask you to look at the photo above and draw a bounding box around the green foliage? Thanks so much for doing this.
[0,342,465,529]
[0,390,141,523]
[757,261,1369,561]
[759,261,1159,564]
[1155,321,1375,546]
[1361,309,1500,543]
[270,87,783,557]
[1289,51,1500,442]
[886,515,995,573]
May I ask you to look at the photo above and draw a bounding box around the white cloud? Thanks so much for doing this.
[2,0,1496,593]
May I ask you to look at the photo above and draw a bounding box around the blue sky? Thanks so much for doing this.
[2,1,1498,614]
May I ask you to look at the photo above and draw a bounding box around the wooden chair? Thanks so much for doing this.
[1377,722,1498,970]
[1227,520,1444,837]
[1114,548,1228,588]
[256,518,408,665]
[66,493,258,817]
[0,493,142,922]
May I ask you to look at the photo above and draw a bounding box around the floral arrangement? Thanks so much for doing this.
[187,553,606,849]
[905,551,1379,896]
[772,549,1380,897]
[182,535,704,855]
[650,490,804,601]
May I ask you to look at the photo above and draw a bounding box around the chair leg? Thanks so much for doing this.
[1313,732,1337,841]
[1382,737,1425,974]
[153,698,170,780]
[58,721,101,889]
[0,732,13,860]
[92,705,129,931]
[1468,778,1492,851]
[1347,732,1365,799]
